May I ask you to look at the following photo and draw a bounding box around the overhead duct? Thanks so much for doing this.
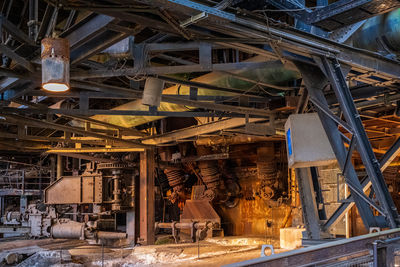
[88,56,299,128]
[352,8,400,56]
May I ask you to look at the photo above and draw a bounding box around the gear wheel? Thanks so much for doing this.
[257,182,274,200]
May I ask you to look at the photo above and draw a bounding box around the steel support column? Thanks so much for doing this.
[323,137,400,231]
[139,149,155,245]
[296,168,324,239]
[320,57,400,228]
[56,154,64,179]
[127,211,135,243]
[295,61,378,230]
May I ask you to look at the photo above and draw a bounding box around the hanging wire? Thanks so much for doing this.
[125,44,150,81]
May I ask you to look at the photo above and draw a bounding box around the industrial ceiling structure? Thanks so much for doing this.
[0,0,399,152]
[2,0,400,266]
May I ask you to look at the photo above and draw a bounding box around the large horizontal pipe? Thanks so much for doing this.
[352,8,400,54]
[51,221,85,239]
[96,231,127,240]
[87,56,298,128]
[155,221,218,230]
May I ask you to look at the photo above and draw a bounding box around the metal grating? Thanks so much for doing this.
[310,0,400,31]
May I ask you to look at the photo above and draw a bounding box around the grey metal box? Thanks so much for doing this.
[285,113,337,168]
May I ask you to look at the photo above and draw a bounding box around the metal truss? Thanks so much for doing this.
[267,0,400,31]
[296,57,400,234]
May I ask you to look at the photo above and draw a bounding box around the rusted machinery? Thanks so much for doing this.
[44,162,135,211]
[256,145,281,200]
[197,146,222,202]
[0,202,127,241]
[51,219,127,240]
[34,162,136,241]
[155,221,217,243]
[163,167,187,203]
[155,200,223,243]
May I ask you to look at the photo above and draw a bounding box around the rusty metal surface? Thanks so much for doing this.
[41,37,70,90]
[51,220,85,239]
[44,174,102,204]
[41,38,70,60]
[96,231,127,240]
[180,200,220,224]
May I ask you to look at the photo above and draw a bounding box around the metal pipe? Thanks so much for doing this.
[111,169,121,211]
[28,0,38,40]
[156,222,208,229]
[352,9,400,54]
[373,241,379,267]
[51,221,85,239]
[86,56,299,128]
[96,231,127,240]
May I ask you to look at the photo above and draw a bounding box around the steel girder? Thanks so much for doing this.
[296,167,327,239]
[142,117,267,145]
[321,57,400,228]
[0,13,132,99]
[267,0,400,31]
[296,57,400,232]
[1,114,149,148]
[0,107,266,118]
[295,61,380,231]
[323,137,400,232]
[226,228,400,267]
[121,0,400,88]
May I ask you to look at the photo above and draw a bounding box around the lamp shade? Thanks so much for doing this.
[41,37,70,92]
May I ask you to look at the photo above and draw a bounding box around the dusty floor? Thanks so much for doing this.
[0,236,288,266]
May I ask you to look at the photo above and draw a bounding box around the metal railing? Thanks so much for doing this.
[224,228,400,267]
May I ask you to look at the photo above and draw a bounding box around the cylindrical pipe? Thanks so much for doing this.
[87,56,299,128]
[156,222,209,229]
[28,0,38,40]
[111,169,122,210]
[51,221,85,239]
[352,9,400,54]
[96,231,127,240]
[142,77,165,107]
[6,211,22,222]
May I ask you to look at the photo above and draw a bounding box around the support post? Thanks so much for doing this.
[139,149,155,245]
[127,211,135,243]
[295,61,378,230]
[50,155,56,183]
[0,197,3,219]
[20,196,27,214]
[296,168,323,239]
[320,57,399,228]
[323,137,400,231]
[56,154,64,179]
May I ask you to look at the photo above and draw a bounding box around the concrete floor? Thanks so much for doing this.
[0,236,288,266]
